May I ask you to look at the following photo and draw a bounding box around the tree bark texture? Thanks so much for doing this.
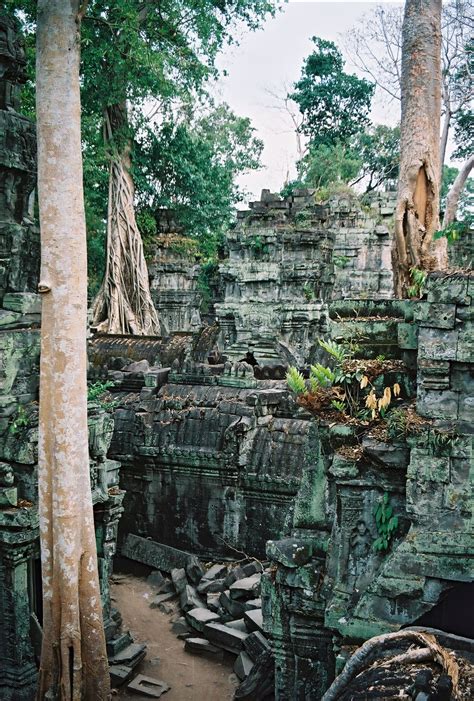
[442,154,474,228]
[36,1,111,699]
[393,0,447,297]
[91,103,162,336]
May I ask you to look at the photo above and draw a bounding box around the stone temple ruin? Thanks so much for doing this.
[0,12,473,701]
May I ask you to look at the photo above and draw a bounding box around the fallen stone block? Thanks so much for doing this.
[127,674,170,698]
[184,637,224,660]
[171,568,188,594]
[121,534,200,574]
[150,592,176,609]
[243,598,261,612]
[147,570,166,588]
[207,593,220,612]
[224,566,246,588]
[186,560,205,585]
[225,619,248,633]
[230,574,261,600]
[234,651,254,681]
[197,577,226,595]
[180,584,205,612]
[107,631,133,657]
[110,664,134,687]
[244,609,263,633]
[220,590,247,618]
[203,622,248,654]
[244,631,270,661]
[241,562,263,578]
[202,563,228,581]
[234,649,274,700]
[171,616,191,638]
[186,607,221,633]
[108,642,147,668]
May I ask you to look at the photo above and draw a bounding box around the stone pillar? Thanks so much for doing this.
[0,506,39,701]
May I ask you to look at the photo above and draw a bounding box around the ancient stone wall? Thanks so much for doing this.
[263,271,473,700]
[148,234,202,334]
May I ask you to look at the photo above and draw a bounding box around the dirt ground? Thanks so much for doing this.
[111,573,238,701]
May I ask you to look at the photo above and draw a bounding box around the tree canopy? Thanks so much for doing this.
[291,37,374,148]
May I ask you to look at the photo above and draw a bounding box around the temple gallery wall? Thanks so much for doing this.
[0,11,473,701]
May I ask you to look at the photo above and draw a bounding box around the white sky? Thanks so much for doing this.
[213,2,404,201]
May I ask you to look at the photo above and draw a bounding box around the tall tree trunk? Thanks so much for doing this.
[91,102,162,335]
[442,154,474,228]
[439,106,451,179]
[393,0,447,298]
[36,1,110,699]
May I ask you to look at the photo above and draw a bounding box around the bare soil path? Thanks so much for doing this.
[111,573,238,700]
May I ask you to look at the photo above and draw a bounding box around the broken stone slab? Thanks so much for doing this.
[225,619,248,633]
[207,593,220,612]
[184,637,224,660]
[186,560,205,585]
[234,649,274,700]
[197,577,226,595]
[241,561,263,578]
[224,566,246,588]
[202,563,228,581]
[244,631,270,661]
[107,631,133,657]
[171,616,191,639]
[234,651,254,681]
[108,642,147,668]
[243,598,261,612]
[147,570,166,588]
[125,360,151,374]
[243,609,263,634]
[127,674,170,698]
[150,592,176,609]
[110,664,134,687]
[219,590,247,618]
[180,584,205,612]
[186,607,221,633]
[203,622,248,654]
[171,568,188,594]
[229,574,261,600]
[121,534,200,574]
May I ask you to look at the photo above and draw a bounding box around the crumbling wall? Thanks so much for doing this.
[263,271,473,700]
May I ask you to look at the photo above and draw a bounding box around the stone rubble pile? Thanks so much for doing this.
[145,556,273,696]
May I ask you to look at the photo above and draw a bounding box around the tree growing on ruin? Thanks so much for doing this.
[36,1,110,698]
[393,0,446,298]
[345,0,473,219]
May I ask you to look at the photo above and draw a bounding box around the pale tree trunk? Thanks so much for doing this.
[91,102,162,335]
[393,0,447,298]
[439,106,451,179]
[36,1,110,699]
[442,154,474,228]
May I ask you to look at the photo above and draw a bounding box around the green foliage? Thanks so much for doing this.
[298,142,361,190]
[407,267,427,299]
[10,0,278,290]
[330,399,346,414]
[87,381,115,403]
[8,406,30,436]
[352,124,400,192]
[291,37,374,148]
[318,339,348,363]
[333,255,350,269]
[309,363,336,391]
[247,234,269,254]
[373,492,399,552]
[286,367,307,395]
[452,38,474,161]
[197,260,219,314]
[303,283,315,300]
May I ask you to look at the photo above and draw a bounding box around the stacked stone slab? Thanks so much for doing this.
[148,234,202,333]
[215,189,334,364]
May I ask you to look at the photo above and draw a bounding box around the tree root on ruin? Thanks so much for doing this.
[322,630,460,701]
[92,109,162,336]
